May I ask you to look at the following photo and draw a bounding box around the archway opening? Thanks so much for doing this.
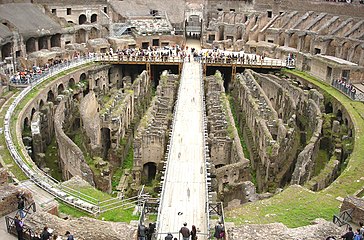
[101,127,111,160]
[1,43,11,59]
[143,162,157,184]
[47,90,55,102]
[79,14,87,25]
[75,29,87,43]
[68,78,75,88]
[51,34,61,48]
[38,36,48,50]
[26,38,36,53]
[57,83,65,95]
[91,14,97,23]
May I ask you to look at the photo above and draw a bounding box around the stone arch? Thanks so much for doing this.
[38,36,48,50]
[303,35,312,53]
[101,127,111,159]
[341,42,351,61]
[143,162,157,183]
[79,14,87,25]
[26,38,36,53]
[57,83,65,95]
[325,101,333,113]
[80,73,87,82]
[288,33,299,49]
[91,14,97,23]
[1,42,11,60]
[349,44,361,64]
[23,117,30,130]
[89,27,99,40]
[39,99,44,110]
[336,109,343,123]
[31,108,36,120]
[75,29,87,43]
[47,90,55,102]
[95,78,99,88]
[68,78,75,88]
[50,34,61,48]
[326,39,338,57]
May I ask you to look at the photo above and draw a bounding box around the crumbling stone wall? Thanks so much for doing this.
[205,71,250,206]
[133,71,179,185]
[232,69,298,192]
[254,74,323,184]
[26,211,137,240]
[54,98,95,186]
[29,103,54,166]
[79,91,101,152]
[340,196,364,225]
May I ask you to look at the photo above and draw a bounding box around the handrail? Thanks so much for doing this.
[4,56,140,215]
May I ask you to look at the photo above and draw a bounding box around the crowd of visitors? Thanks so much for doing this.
[157,221,224,240]
[332,78,357,99]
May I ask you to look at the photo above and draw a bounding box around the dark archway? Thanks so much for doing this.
[23,117,30,130]
[26,38,36,53]
[101,127,111,160]
[89,27,99,40]
[57,83,65,95]
[143,162,157,183]
[39,99,44,110]
[31,108,36,120]
[1,43,11,59]
[47,90,55,102]
[68,78,75,88]
[91,14,97,23]
[336,109,343,124]
[79,14,87,25]
[80,73,87,82]
[75,29,87,43]
[325,102,333,113]
[38,36,48,50]
[50,34,61,48]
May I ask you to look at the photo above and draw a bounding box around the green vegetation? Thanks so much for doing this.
[313,150,330,176]
[227,95,251,159]
[112,146,134,191]
[226,69,364,227]
[0,90,27,180]
[44,137,62,181]
[58,201,138,223]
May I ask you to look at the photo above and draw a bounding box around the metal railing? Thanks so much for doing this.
[5,216,38,240]
[333,208,353,229]
[94,54,291,68]
[331,80,364,101]
[4,56,143,215]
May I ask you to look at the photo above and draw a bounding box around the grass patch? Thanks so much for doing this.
[226,69,364,227]
[0,91,27,180]
[313,150,330,177]
[44,137,62,181]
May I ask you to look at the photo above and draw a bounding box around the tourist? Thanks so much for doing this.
[40,226,52,240]
[191,225,197,240]
[360,222,364,235]
[17,194,25,219]
[138,224,147,240]
[341,226,354,240]
[214,221,224,240]
[179,222,190,240]
[147,222,155,240]
[354,228,363,240]
[65,231,74,240]
[164,232,173,240]
[14,215,24,240]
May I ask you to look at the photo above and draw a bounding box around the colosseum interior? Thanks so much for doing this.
[0,0,364,239]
